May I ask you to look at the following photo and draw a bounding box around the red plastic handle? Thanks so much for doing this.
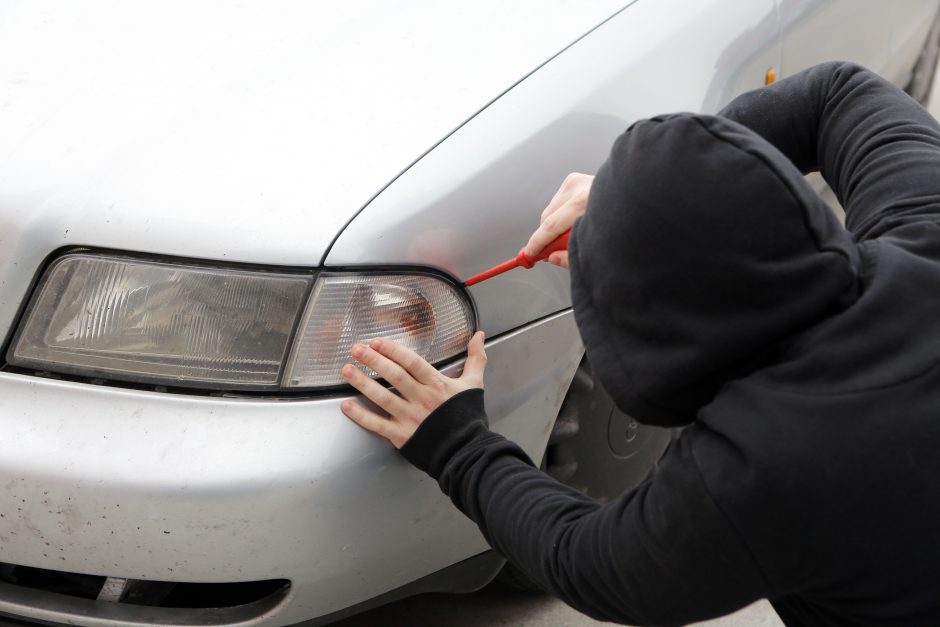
[464,230,571,286]
[515,231,570,268]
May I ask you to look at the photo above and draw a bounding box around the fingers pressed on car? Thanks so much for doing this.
[369,338,438,384]
[342,334,488,448]
[351,343,418,395]
[341,399,406,448]
[341,363,410,417]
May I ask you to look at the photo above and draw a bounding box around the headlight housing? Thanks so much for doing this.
[7,253,475,391]
[283,274,475,388]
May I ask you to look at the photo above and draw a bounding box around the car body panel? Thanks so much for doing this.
[779,0,939,82]
[0,0,625,343]
[327,0,781,336]
[887,0,940,80]
[0,311,582,626]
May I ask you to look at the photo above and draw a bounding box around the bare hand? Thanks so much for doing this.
[524,172,594,268]
[340,332,487,448]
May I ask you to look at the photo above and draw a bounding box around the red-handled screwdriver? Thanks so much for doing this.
[464,230,570,286]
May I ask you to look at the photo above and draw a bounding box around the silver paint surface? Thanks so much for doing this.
[327,0,780,336]
[0,0,626,341]
[0,311,582,626]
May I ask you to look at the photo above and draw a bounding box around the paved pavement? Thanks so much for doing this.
[330,584,783,627]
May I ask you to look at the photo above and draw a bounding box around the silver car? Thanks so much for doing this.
[0,1,937,625]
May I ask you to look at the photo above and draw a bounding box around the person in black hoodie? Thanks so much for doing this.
[339,61,940,626]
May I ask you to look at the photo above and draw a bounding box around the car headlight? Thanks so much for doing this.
[283,273,475,388]
[7,253,475,390]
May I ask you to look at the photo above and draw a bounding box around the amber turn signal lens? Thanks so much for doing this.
[283,273,474,388]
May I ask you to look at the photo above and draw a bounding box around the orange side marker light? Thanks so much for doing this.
[765,67,777,85]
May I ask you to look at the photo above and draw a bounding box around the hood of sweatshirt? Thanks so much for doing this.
[569,113,861,427]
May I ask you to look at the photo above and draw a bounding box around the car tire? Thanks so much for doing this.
[496,356,676,592]
[905,8,940,105]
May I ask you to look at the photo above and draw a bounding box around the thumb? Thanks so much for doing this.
[461,331,487,388]
[548,251,569,268]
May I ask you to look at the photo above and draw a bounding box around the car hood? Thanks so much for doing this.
[0,0,624,268]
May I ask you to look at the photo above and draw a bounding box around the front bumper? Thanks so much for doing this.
[0,310,582,626]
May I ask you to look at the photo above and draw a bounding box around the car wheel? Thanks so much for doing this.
[496,356,676,592]
[905,8,940,105]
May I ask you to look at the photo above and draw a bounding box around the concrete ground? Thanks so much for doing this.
[328,62,940,627]
[329,584,782,627]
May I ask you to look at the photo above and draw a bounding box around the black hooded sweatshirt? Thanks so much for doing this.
[399,62,940,626]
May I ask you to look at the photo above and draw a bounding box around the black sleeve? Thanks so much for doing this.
[401,389,772,626]
[719,61,940,240]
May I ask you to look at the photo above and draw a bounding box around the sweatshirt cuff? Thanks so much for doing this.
[399,387,489,478]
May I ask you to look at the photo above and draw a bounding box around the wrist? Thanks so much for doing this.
[399,388,488,477]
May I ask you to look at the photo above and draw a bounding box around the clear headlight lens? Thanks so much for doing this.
[283,274,475,387]
[8,254,475,391]
[9,254,311,387]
